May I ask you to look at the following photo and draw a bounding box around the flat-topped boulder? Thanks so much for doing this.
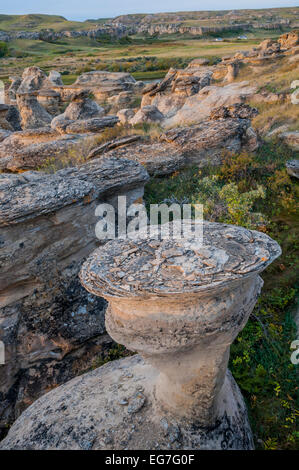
[0,157,149,432]
[1,222,281,449]
[81,222,280,297]
[129,105,164,125]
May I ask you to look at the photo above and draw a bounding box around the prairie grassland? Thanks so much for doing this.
[233,56,299,134]
[0,36,261,80]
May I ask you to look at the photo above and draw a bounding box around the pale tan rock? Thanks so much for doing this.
[280,131,299,151]
[129,105,164,125]
[164,82,257,128]
[8,76,21,102]
[117,108,135,124]
[16,92,52,130]
[0,104,14,132]
[37,89,60,116]
[0,222,281,449]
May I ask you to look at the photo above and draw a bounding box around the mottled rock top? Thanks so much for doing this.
[80,222,281,297]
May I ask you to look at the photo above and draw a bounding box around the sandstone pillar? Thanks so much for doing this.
[80,221,281,430]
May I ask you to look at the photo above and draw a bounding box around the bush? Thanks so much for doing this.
[0,41,9,57]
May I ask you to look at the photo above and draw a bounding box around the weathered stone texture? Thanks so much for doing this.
[0,157,149,433]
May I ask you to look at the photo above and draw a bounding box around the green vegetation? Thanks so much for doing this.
[0,14,104,32]
[0,41,8,57]
[144,139,299,450]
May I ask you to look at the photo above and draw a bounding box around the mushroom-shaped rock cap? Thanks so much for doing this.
[80,222,281,298]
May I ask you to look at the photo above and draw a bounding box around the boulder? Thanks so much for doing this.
[280,131,299,151]
[107,91,135,108]
[0,157,149,432]
[224,61,239,83]
[52,116,119,135]
[37,89,61,116]
[0,104,14,132]
[163,81,257,128]
[16,92,52,130]
[67,71,138,102]
[278,31,299,49]
[8,76,21,102]
[117,108,135,124]
[286,160,299,179]
[5,105,22,131]
[62,90,105,121]
[141,69,212,118]
[0,116,119,172]
[129,105,164,125]
[47,70,63,86]
[101,117,258,175]
[210,103,258,120]
[187,58,210,67]
[17,66,48,94]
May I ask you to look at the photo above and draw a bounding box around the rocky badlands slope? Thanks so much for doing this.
[0,31,298,437]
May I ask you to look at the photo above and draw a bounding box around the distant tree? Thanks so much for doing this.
[0,41,8,58]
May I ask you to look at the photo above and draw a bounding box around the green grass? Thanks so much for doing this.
[143,140,299,450]
[132,70,166,80]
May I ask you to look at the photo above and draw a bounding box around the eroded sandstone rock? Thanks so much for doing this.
[16,92,52,130]
[17,67,48,94]
[0,157,149,433]
[129,105,164,125]
[99,116,258,175]
[37,90,61,116]
[8,76,21,102]
[0,222,281,449]
[163,81,257,128]
[280,131,299,151]
[286,159,299,179]
[117,108,135,124]
[58,90,104,121]
[278,30,299,49]
[0,105,14,132]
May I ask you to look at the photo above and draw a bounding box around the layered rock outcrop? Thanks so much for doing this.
[0,115,119,172]
[0,222,281,449]
[0,157,149,435]
[57,71,142,103]
[86,108,258,176]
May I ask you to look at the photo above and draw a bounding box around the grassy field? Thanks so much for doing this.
[0,14,108,32]
[0,35,264,80]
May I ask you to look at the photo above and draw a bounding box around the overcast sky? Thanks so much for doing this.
[1,1,298,21]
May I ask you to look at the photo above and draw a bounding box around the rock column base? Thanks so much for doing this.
[0,355,254,450]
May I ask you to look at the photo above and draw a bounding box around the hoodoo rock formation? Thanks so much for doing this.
[0,157,149,434]
[0,222,281,449]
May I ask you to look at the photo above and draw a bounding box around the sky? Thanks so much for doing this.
[1,1,298,21]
